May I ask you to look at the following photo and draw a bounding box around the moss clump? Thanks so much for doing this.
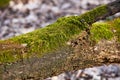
[0,50,19,63]
[0,0,10,8]
[10,16,87,56]
[10,5,108,55]
[79,5,107,24]
[0,4,109,63]
[90,22,113,42]
[0,41,26,63]
[112,18,120,42]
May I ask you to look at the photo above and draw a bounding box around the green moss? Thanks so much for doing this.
[79,5,108,24]
[0,0,10,8]
[112,18,120,41]
[0,41,26,63]
[9,5,107,53]
[0,50,18,63]
[90,22,113,42]
[10,19,86,56]
[0,4,109,63]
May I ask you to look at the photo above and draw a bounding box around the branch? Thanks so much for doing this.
[96,0,120,20]
[0,0,120,79]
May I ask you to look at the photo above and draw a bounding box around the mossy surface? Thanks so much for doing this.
[90,22,113,42]
[0,4,111,63]
[79,5,107,24]
[10,17,86,55]
[0,41,26,63]
[112,18,120,42]
[0,0,10,8]
[90,18,120,42]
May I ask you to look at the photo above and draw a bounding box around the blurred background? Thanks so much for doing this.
[0,0,117,40]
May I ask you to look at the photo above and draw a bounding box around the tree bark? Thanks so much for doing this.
[0,0,120,79]
[96,0,120,20]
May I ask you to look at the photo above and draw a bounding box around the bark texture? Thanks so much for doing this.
[95,0,120,20]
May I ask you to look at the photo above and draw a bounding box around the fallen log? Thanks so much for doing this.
[0,0,120,79]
